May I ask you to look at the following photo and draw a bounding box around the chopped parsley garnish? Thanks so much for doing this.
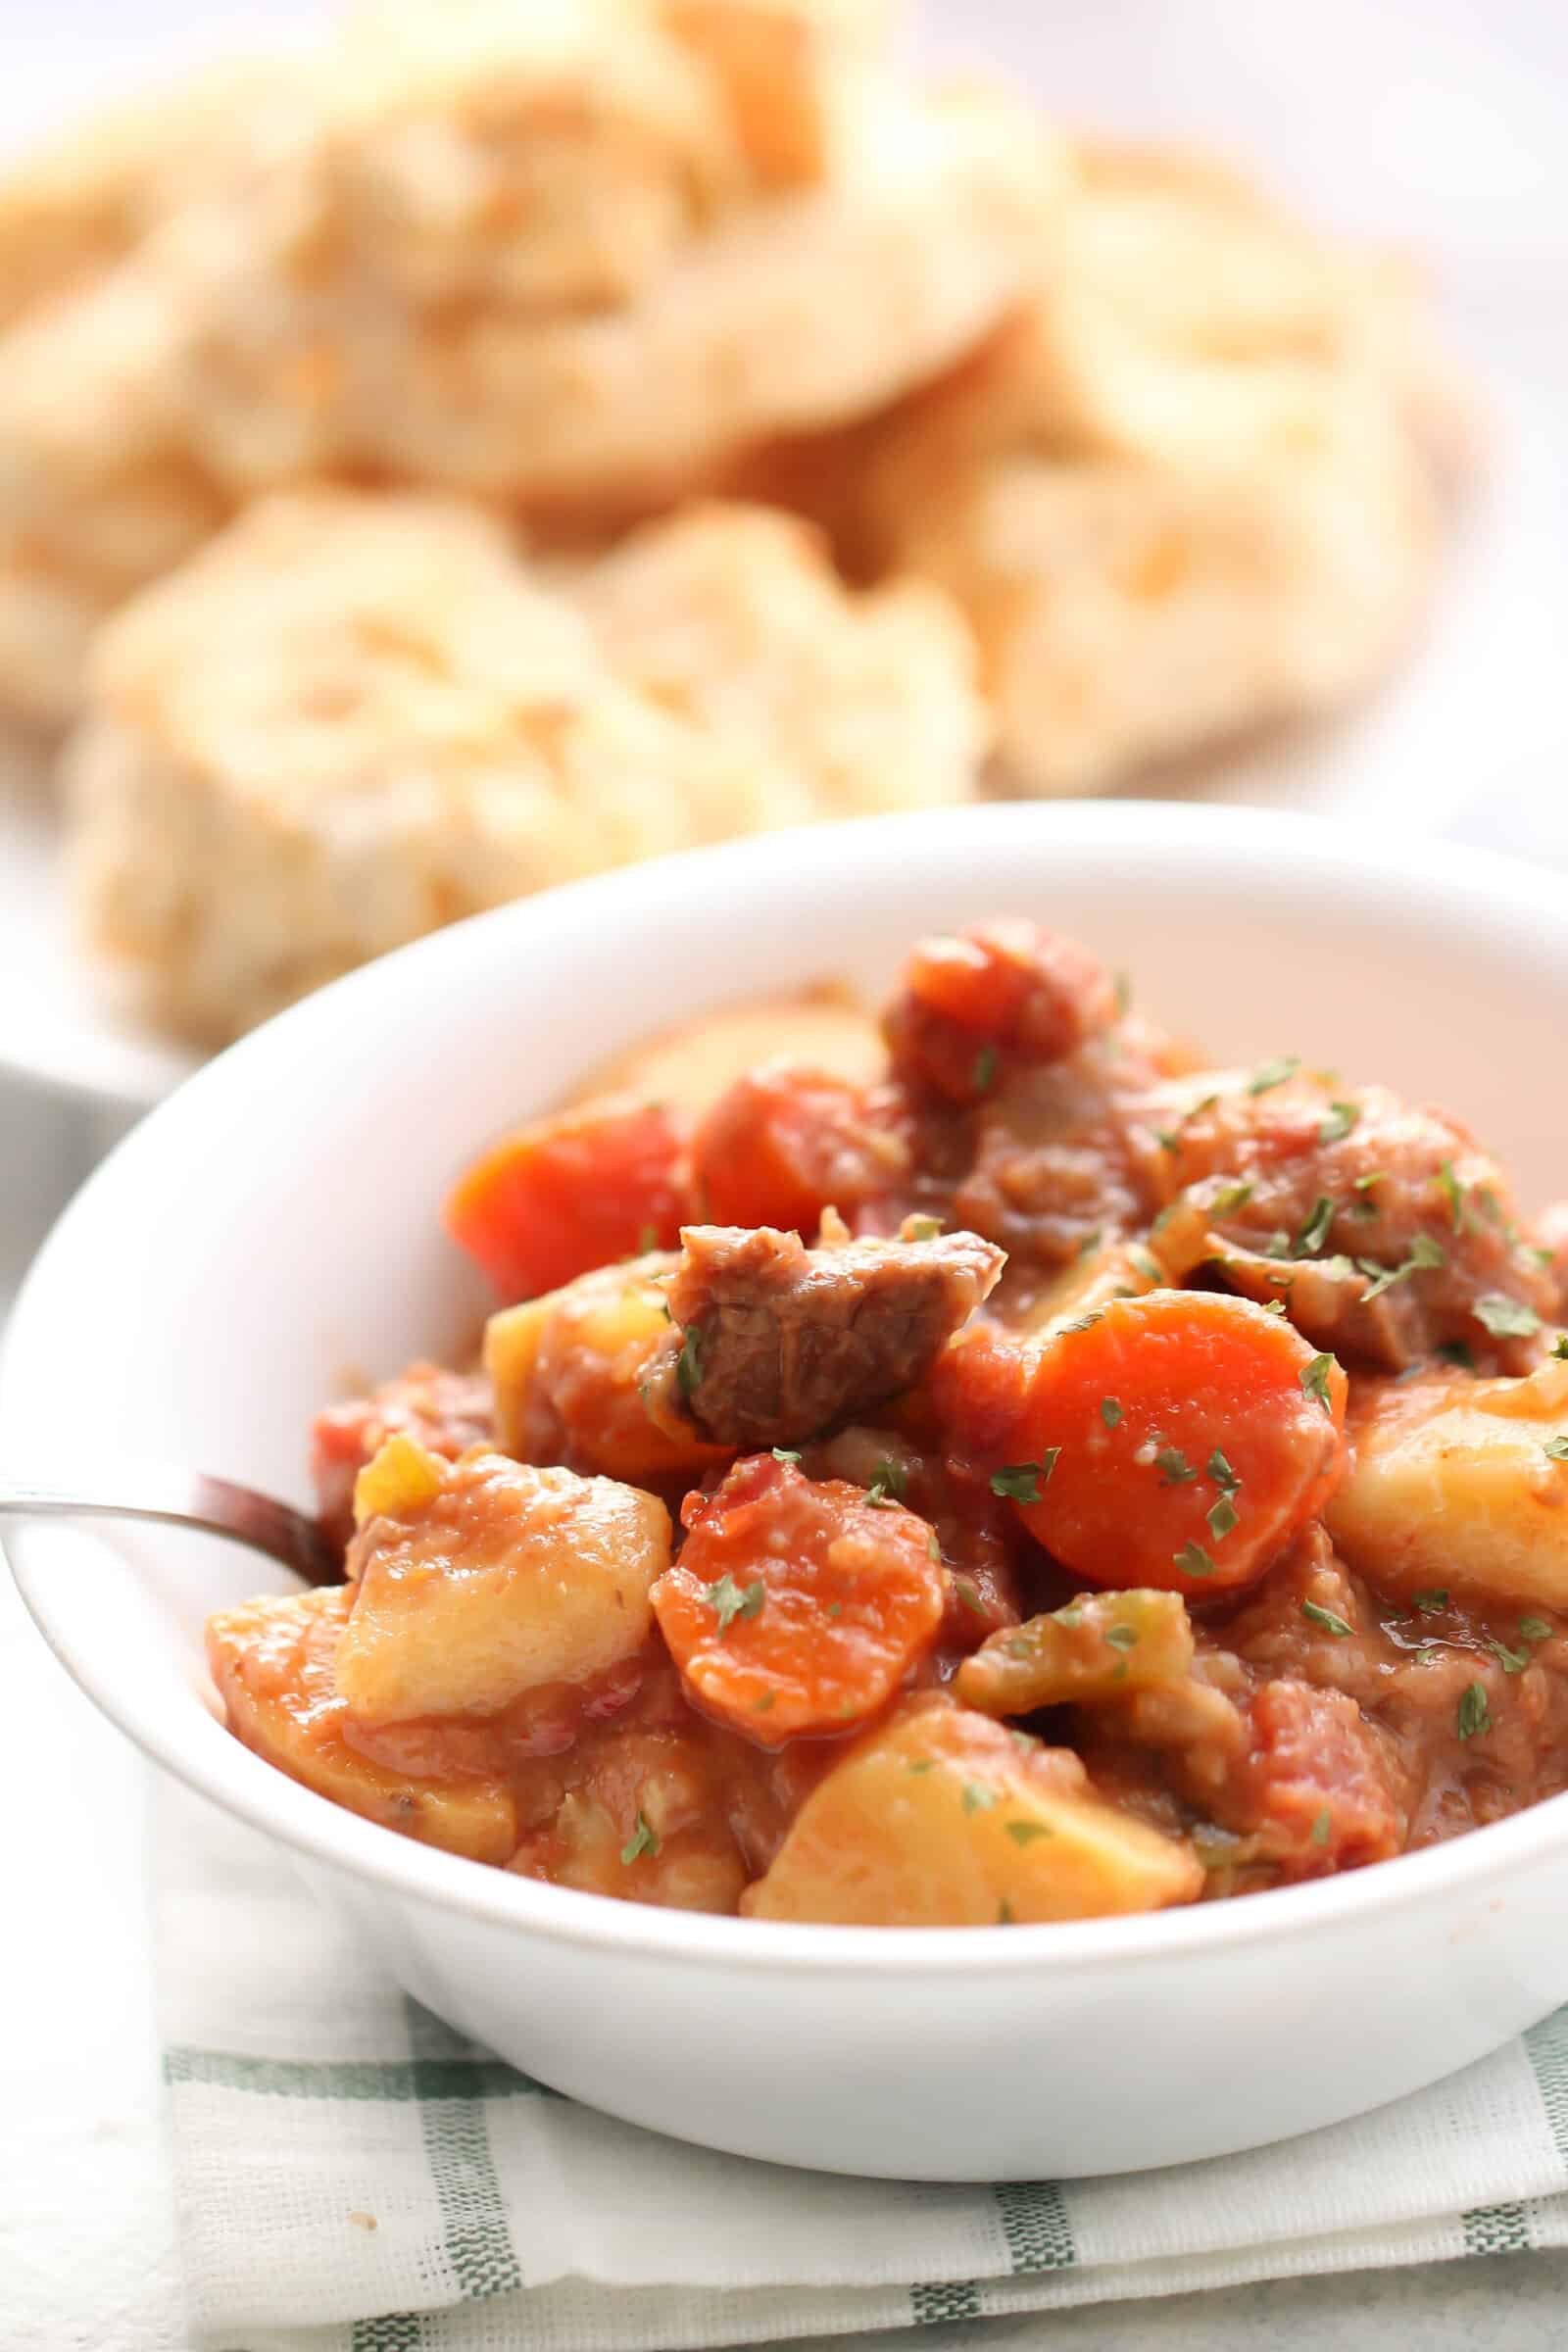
[1475,1294,1541,1339]
[1247,1055,1300,1096]
[753,1690,777,1713]
[635,1224,660,1255]
[1299,1352,1337,1411]
[1521,1617,1553,1644]
[1456,1682,1493,1740]
[1261,1299,1287,1315]
[620,1812,660,1865]
[1004,1636,1032,1659]
[1436,1160,1465,1232]
[865,1456,907,1507]
[1437,1341,1475,1369]
[1294,1196,1337,1256]
[1488,1639,1530,1676]
[1128,1245,1162,1285]
[954,1576,987,1617]
[1155,1446,1198,1486]
[1055,1310,1104,1335]
[1261,1229,1294,1260]
[675,1325,703,1396]
[706,1574,765,1635]
[1309,1808,1332,1847]
[771,1446,802,1465]
[1005,1819,1054,1846]
[1410,1589,1448,1615]
[906,1213,944,1242]
[972,1044,1000,1094]
[906,1759,935,1776]
[998,1897,1015,1924]
[1104,1623,1139,1652]
[1100,1396,1124,1430]
[1544,1437,1568,1464]
[991,1454,1057,1503]
[1318,1102,1360,1145]
[1172,1541,1216,1579]
[1209,1179,1255,1217]
[1077,1226,1104,1258]
[927,1529,943,1563]
[1361,1234,1446,1300]
[962,1781,999,1814]
[1154,1128,1180,1152]
[1207,1448,1240,1492]
[1554,1335,1568,1361]
[1206,1494,1240,1542]
[1301,1598,1352,1638]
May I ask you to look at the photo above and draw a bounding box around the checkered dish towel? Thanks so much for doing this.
[158,1776,1568,2352]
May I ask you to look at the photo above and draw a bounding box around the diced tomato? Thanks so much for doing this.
[990,1291,1347,1598]
[691,1064,907,1235]
[652,1454,947,1740]
[444,1097,690,1301]
[884,919,1119,1104]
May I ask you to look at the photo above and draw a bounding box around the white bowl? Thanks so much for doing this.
[7,801,1568,2182]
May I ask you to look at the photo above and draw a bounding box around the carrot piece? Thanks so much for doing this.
[884,919,1118,1103]
[691,1065,905,1235]
[651,1454,947,1740]
[444,1098,689,1301]
[994,1292,1347,1597]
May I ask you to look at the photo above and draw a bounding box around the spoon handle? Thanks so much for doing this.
[0,1471,342,1587]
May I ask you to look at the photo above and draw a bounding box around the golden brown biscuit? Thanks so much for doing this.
[65,490,982,1043]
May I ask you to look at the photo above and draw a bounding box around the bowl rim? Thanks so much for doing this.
[8,796,1568,1977]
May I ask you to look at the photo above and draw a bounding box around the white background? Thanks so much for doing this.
[3,3,1568,2345]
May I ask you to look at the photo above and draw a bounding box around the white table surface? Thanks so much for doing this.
[5,1,1568,2343]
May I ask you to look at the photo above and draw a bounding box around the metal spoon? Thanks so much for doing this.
[0,1468,341,1586]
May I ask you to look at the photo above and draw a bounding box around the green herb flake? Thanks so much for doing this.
[1247,1054,1300,1097]
[1154,1446,1198,1487]
[1309,1807,1332,1847]
[1489,1639,1531,1676]
[1476,1294,1542,1339]
[1294,1196,1337,1257]
[955,1576,987,1618]
[1436,1160,1465,1232]
[906,1759,935,1776]
[1173,1540,1217,1579]
[706,1574,765,1636]
[1457,1681,1493,1741]
[1104,1623,1139,1652]
[1299,1352,1337,1411]
[1207,1494,1241,1543]
[927,1529,944,1563]
[1437,1341,1476,1369]
[962,1781,999,1814]
[620,1812,660,1865]
[1411,1589,1448,1615]
[1004,1636,1032,1659]
[1100,1396,1124,1430]
[1262,1299,1288,1315]
[1207,1448,1240,1493]
[1544,1437,1568,1465]
[635,1224,660,1256]
[1078,1226,1104,1259]
[1209,1179,1255,1217]
[1005,1819,1054,1847]
[991,1454,1057,1504]
[1055,1311,1104,1336]
[1521,1617,1553,1644]
[865,1456,907,1507]
[1128,1245,1163,1285]
[1318,1102,1360,1145]
[1008,1728,1040,1752]
[1407,1234,1446,1271]
[998,1897,1015,1925]
[675,1324,704,1396]
[826,1601,842,1618]
[972,1044,1000,1095]
[906,1213,945,1242]
[1553,1335,1568,1361]
[1301,1598,1352,1638]
[771,1446,802,1465]
[753,1690,777,1714]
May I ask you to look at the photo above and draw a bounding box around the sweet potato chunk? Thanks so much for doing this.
[338,1445,671,1723]
[744,1693,1201,1925]
[484,1256,730,1481]
[205,1589,516,1863]
[1328,1360,1568,1610]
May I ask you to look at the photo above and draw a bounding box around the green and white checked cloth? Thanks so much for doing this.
[158,1776,1568,2352]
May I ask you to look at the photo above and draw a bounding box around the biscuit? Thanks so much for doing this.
[855,141,1464,795]
[65,490,981,1043]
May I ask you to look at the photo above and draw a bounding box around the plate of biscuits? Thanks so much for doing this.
[0,0,1478,1105]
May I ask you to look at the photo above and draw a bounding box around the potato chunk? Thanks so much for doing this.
[1328,1360,1568,1610]
[582,990,884,1113]
[485,1256,730,1481]
[956,1589,1195,1716]
[338,1446,671,1722]
[205,1588,516,1863]
[744,1692,1201,1924]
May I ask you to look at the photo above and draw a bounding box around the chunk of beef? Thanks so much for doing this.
[951,1045,1164,1273]
[649,1223,1004,1448]
[884,918,1120,1107]
[311,1362,493,1551]
[1152,1073,1555,1369]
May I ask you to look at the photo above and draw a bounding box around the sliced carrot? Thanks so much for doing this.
[691,1064,905,1235]
[444,1097,689,1301]
[993,1291,1347,1597]
[884,919,1119,1103]
[652,1454,947,1740]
